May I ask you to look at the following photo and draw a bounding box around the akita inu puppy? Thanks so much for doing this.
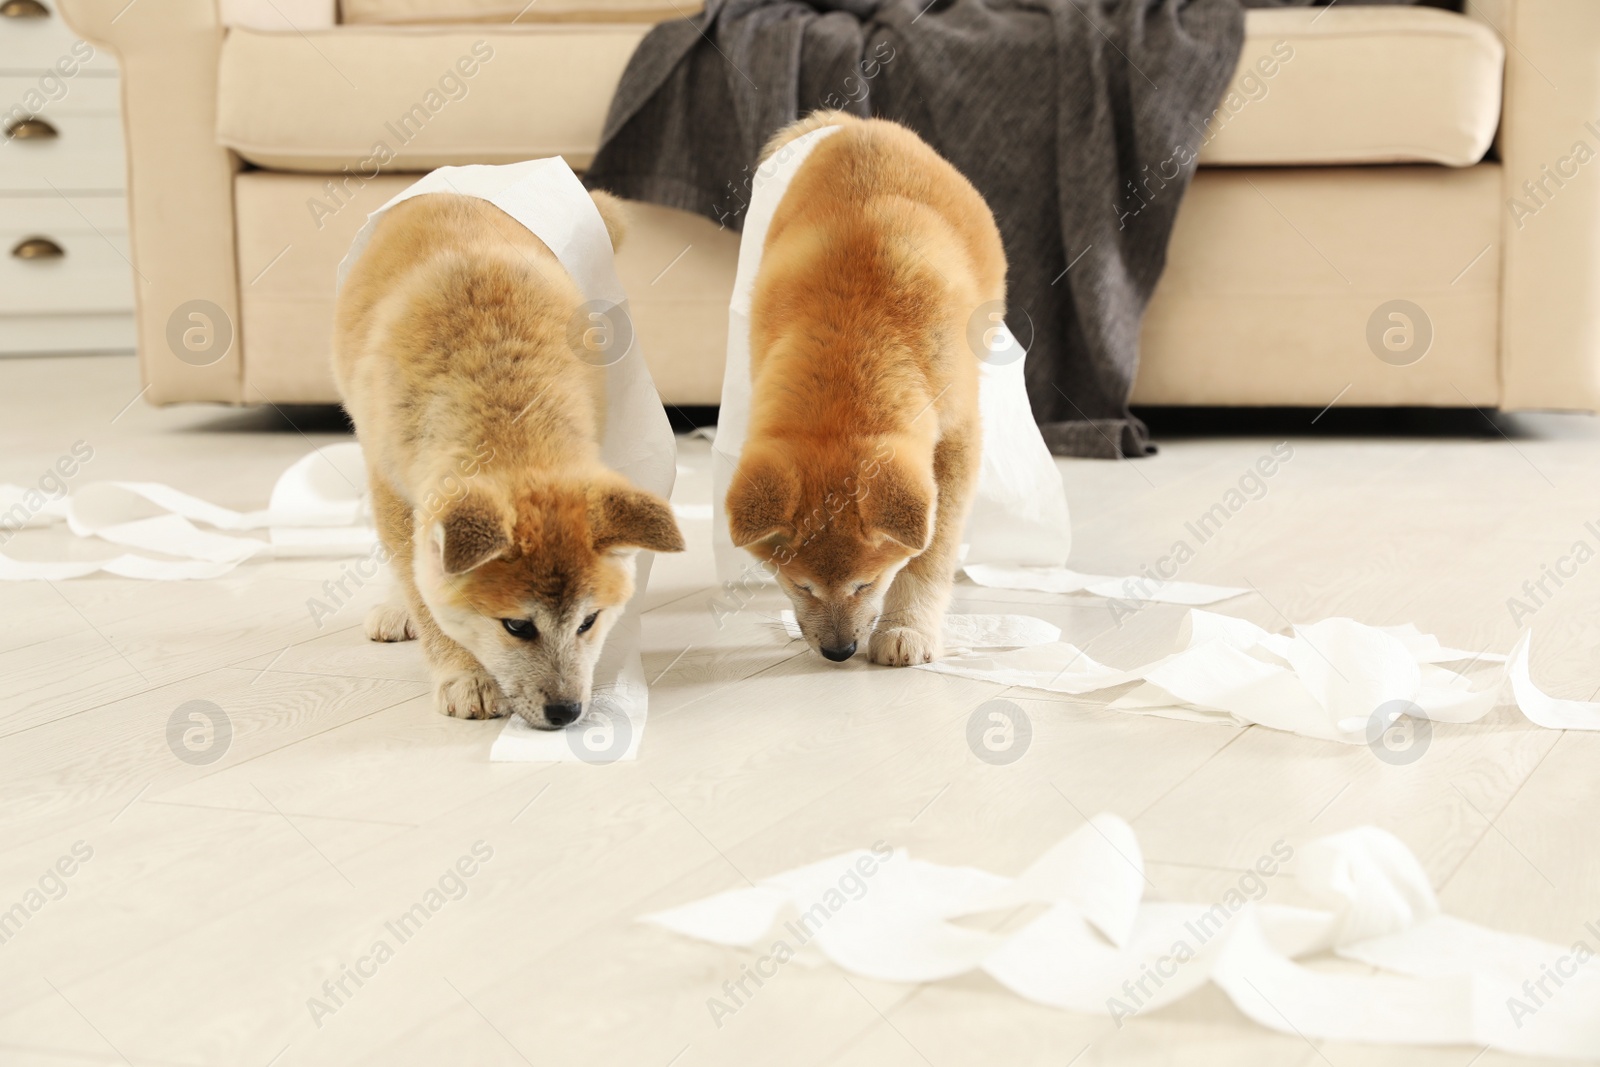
[726,112,1003,666]
[334,191,684,727]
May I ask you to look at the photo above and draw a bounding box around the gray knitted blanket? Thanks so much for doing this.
[586,0,1435,457]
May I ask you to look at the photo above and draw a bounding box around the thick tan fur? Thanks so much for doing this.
[334,191,684,727]
[727,113,1005,666]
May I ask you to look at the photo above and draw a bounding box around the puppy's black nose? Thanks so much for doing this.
[544,702,582,726]
[820,642,857,662]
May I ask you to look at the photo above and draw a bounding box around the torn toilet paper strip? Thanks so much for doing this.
[918,608,1600,740]
[0,443,376,580]
[1506,631,1600,730]
[710,124,1074,586]
[642,813,1600,1058]
[963,562,1247,605]
[777,611,1061,652]
[488,676,648,764]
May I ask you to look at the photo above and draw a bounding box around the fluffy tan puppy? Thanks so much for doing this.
[334,191,684,727]
[726,112,1004,666]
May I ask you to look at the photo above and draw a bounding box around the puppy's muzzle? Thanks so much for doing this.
[544,701,583,727]
[819,641,857,662]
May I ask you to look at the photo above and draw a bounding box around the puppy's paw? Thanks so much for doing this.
[869,626,940,667]
[434,668,508,720]
[365,602,417,642]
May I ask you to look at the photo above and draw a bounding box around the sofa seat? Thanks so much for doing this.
[215,6,1503,175]
[230,162,1497,407]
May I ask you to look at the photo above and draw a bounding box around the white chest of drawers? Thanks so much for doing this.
[1,0,133,354]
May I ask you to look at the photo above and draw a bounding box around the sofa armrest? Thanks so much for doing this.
[1469,0,1600,411]
[56,0,243,404]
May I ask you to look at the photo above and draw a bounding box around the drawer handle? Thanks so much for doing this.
[0,0,50,17]
[5,117,58,141]
[12,237,65,260]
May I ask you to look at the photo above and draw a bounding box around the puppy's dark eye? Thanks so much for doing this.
[501,618,538,640]
[852,582,871,595]
[577,612,599,635]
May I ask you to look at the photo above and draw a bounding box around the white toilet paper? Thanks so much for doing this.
[963,562,1246,605]
[920,608,1600,741]
[776,610,1060,653]
[644,814,1600,1057]
[0,443,375,581]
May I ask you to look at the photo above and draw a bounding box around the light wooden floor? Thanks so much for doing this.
[2,354,1599,1067]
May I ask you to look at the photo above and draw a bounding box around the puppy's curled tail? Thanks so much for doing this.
[759,109,861,164]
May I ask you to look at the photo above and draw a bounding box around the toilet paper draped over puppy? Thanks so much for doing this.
[339,158,676,763]
[711,125,1073,584]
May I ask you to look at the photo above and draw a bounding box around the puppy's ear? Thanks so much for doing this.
[859,453,935,552]
[726,450,798,548]
[587,190,628,252]
[590,482,685,554]
[430,492,511,574]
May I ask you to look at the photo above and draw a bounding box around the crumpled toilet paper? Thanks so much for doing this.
[776,610,1060,654]
[336,158,676,764]
[709,124,1074,586]
[643,813,1600,1058]
[920,608,1600,740]
[0,444,375,581]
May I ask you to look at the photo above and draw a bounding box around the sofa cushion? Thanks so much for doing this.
[216,7,1502,174]
[217,27,650,172]
[341,0,701,24]
[1198,7,1502,166]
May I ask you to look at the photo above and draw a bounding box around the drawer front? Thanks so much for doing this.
[0,111,123,191]
[0,6,113,74]
[0,311,133,354]
[0,222,133,314]
[0,70,118,116]
[3,192,126,230]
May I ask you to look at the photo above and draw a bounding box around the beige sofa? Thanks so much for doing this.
[56,0,1600,417]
